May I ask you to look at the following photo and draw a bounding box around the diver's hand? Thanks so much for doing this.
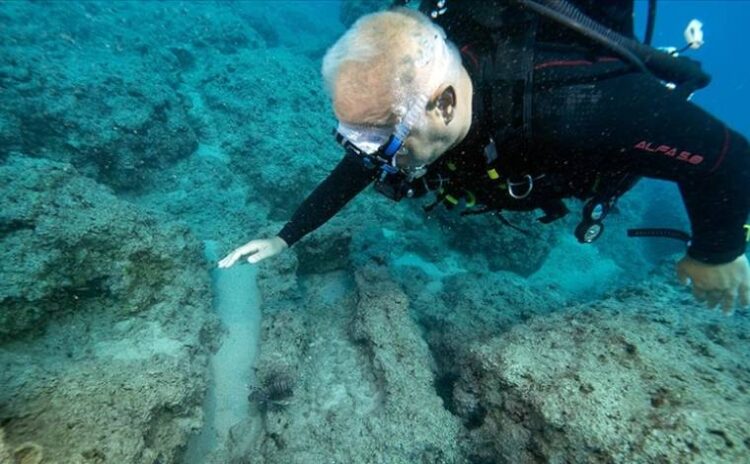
[217,236,288,268]
[677,254,750,314]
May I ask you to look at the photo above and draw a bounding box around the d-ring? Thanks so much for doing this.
[508,175,534,199]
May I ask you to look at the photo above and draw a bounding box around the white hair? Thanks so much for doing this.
[321,8,463,126]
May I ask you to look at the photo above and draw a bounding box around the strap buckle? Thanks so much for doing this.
[507,174,534,199]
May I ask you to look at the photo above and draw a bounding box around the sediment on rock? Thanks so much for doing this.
[450,280,750,464]
[239,260,465,463]
[0,156,219,464]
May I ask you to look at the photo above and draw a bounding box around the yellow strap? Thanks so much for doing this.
[591,175,602,194]
[487,168,500,180]
[466,191,476,208]
[745,224,750,242]
[445,194,459,205]
[447,162,457,171]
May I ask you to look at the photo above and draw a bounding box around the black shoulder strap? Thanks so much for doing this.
[486,10,538,177]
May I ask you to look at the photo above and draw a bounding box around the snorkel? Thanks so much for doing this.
[381,92,430,167]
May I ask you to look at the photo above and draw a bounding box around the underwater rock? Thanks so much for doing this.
[0,29,197,191]
[12,442,43,464]
[240,263,463,463]
[0,156,219,463]
[339,0,391,28]
[4,1,337,207]
[0,1,286,192]
[436,210,559,276]
[410,270,562,414]
[454,278,750,463]
[293,227,353,275]
[232,1,339,57]
[0,156,208,340]
[0,429,12,463]
[195,45,336,215]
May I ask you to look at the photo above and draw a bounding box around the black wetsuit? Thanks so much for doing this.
[278,1,750,264]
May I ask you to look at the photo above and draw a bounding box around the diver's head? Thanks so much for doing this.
[322,8,473,170]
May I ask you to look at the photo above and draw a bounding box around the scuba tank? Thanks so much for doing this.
[388,0,711,244]
[395,0,711,95]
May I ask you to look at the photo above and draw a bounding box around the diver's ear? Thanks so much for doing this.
[429,85,456,125]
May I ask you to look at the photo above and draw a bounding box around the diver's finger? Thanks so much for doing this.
[219,242,260,268]
[739,284,750,308]
[693,287,708,302]
[705,291,722,310]
[217,255,234,268]
[720,289,737,315]
[676,265,690,286]
[218,251,244,268]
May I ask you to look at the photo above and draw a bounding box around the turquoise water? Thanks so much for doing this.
[0,1,748,463]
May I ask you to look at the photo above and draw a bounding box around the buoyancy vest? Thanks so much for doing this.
[410,3,642,241]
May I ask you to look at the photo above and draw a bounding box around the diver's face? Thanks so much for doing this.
[396,115,457,169]
[334,64,473,169]
[396,66,473,169]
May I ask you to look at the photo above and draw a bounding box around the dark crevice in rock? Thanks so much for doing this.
[435,371,488,430]
[707,429,735,449]
[468,455,499,464]
[0,217,36,236]
[169,47,196,71]
[434,372,458,412]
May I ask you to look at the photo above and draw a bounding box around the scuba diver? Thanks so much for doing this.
[219,0,750,313]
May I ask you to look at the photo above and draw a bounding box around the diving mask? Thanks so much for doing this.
[336,121,407,176]
[336,122,393,157]
[334,96,429,201]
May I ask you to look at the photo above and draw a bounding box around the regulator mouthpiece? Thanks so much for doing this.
[430,0,447,18]
[684,19,704,50]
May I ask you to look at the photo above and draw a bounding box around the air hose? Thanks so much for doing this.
[627,228,691,243]
[644,0,657,45]
[516,0,711,92]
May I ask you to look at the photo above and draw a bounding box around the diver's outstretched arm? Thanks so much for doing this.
[219,154,375,267]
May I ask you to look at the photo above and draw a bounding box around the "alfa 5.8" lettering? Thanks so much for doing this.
[634,140,704,165]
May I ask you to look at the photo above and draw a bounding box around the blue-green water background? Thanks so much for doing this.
[634,0,750,136]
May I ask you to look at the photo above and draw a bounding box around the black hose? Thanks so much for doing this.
[627,228,691,243]
[645,0,657,46]
[520,0,647,73]
[518,0,711,92]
